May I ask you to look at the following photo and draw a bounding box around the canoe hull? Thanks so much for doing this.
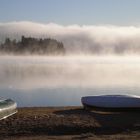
[0,99,17,120]
[81,95,140,112]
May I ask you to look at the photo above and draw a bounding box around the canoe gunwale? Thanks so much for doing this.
[0,110,17,120]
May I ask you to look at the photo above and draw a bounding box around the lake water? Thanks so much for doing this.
[1,55,140,107]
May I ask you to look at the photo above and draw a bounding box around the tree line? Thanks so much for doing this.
[0,36,65,55]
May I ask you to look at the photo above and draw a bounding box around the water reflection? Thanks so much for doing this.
[0,87,140,107]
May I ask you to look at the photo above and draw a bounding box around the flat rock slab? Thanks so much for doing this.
[0,107,140,138]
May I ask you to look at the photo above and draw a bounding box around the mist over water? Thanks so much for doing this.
[1,21,140,106]
[1,55,140,107]
[1,55,140,89]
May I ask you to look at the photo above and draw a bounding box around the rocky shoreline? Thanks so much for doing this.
[0,107,140,140]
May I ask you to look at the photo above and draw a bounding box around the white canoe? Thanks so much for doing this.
[81,95,140,111]
[0,99,17,120]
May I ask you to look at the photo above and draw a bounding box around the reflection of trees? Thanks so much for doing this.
[0,36,65,55]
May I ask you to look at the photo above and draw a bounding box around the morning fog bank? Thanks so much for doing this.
[1,21,140,54]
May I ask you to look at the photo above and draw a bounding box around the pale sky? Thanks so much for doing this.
[0,0,140,25]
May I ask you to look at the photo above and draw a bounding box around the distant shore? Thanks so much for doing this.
[0,107,140,140]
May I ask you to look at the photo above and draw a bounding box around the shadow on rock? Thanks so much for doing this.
[54,108,140,135]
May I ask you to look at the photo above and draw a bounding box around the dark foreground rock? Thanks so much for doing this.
[0,107,140,139]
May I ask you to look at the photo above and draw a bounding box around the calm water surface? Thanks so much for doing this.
[0,55,140,107]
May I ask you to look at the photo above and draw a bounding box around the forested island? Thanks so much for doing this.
[0,36,65,55]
